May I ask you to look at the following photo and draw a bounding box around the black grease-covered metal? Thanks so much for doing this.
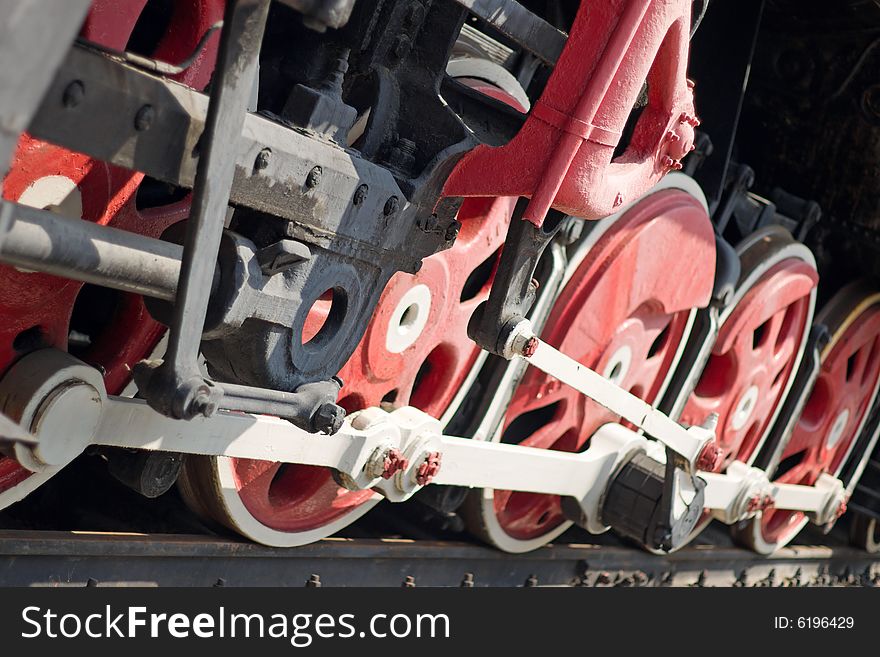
[135,0,272,421]
[688,0,765,215]
[276,0,358,31]
[102,450,185,499]
[468,201,564,355]
[600,452,705,553]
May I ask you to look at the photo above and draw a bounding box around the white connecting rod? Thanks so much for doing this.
[516,328,714,467]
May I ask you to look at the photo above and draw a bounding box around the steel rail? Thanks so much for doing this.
[0,529,875,587]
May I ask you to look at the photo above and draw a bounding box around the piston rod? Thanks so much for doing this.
[0,199,184,301]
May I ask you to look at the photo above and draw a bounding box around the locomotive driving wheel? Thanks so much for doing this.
[733,281,880,553]
[175,71,527,547]
[464,185,717,553]
[671,226,818,548]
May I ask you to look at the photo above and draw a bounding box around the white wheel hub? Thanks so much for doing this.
[385,284,432,354]
[825,408,850,450]
[731,385,759,431]
[602,345,633,386]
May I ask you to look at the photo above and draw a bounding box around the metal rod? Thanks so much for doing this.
[0,200,182,302]
[157,0,269,415]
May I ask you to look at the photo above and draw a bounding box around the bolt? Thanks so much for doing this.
[522,336,539,358]
[353,183,369,206]
[665,130,680,143]
[746,494,764,513]
[444,220,461,241]
[313,402,345,434]
[594,571,613,586]
[402,575,416,588]
[134,104,155,131]
[696,441,721,471]
[613,192,624,208]
[305,165,322,189]
[419,213,440,232]
[525,574,538,587]
[662,155,676,169]
[379,448,408,480]
[415,451,442,486]
[254,148,272,171]
[62,80,85,108]
[86,578,98,587]
[384,196,400,216]
[306,574,322,587]
[192,390,217,417]
[460,573,474,588]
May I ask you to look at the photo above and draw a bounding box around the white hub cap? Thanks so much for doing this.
[385,284,432,354]
[825,408,850,450]
[17,175,83,218]
[730,385,759,431]
[602,345,632,386]
[0,349,106,473]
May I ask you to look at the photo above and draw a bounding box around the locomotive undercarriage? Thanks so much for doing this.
[0,0,879,558]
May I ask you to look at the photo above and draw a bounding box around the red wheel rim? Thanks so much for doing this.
[760,290,880,545]
[205,79,527,542]
[0,0,223,502]
[491,189,715,542]
[681,257,817,470]
[225,196,514,534]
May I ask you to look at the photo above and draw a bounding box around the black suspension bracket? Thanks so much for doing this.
[468,199,567,356]
[133,0,343,431]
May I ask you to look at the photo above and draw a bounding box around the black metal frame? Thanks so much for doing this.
[3,0,560,428]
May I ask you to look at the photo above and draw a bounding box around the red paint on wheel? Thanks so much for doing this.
[225,83,525,537]
[492,189,715,541]
[760,302,880,545]
[681,259,818,470]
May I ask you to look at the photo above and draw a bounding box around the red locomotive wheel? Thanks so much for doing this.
[466,185,716,552]
[177,74,525,546]
[0,0,223,511]
[734,282,880,553]
[178,196,515,545]
[669,228,818,546]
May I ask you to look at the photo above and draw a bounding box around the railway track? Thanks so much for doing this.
[1,525,878,588]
